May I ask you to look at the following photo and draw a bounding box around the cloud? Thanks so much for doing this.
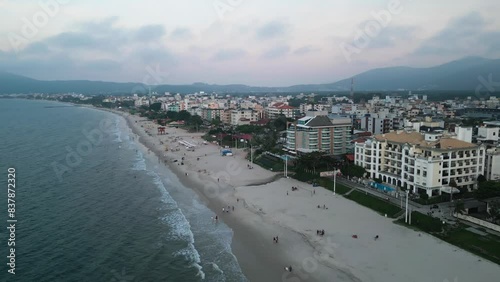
[170,27,192,40]
[23,42,50,54]
[0,18,176,82]
[293,45,318,55]
[79,59,122,72]
[261,45,290,59]
[41,22,166,53]
[135,25,166,41]
[256,21,288,40]
[212,48,247,61]
[46,32,99,49]
[78,17,120,34]
[133,47,177,65]
[413,12,500,56]
[368,25,417,48]
[338,21,417,50]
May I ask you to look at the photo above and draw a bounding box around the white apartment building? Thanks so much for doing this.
[300,103,330,114]
[485,147,500,180]
[360,113,394,135]
[355,131,486,197]
[231,109,259,126]
[266,103,299,119]
[134,98,150,107]
[478,121,500,143]
[285,114,351,156]
[454,126,473,143]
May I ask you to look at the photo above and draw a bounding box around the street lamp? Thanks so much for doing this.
[246,140,253,163]
[333,168,337,195]
[405,190,409,223]
[284,154,288,177]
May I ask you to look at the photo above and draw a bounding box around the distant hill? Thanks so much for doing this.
[328,56,500,91]
[1,57,499,94]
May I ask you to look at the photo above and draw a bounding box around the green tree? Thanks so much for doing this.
[341,164,366,178]
[474,181,500,199]
[188,115,203,126]
[488,200,500,224]
[454,200,465,214]
[212,116,222,127]
[273,115,288,132]
[166,111,178,120]
[296,151,324,174]
[177,110,192,121]
[149,102,162,111]
[477,174,487,183]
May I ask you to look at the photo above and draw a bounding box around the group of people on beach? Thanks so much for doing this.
[273,236,279,243]
[222,206,234,213]
[317,230,325,236]
[317,204,328,210]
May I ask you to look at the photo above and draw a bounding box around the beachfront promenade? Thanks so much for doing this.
[336,177,500,237]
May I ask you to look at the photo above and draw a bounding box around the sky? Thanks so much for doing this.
[0,0,499,86]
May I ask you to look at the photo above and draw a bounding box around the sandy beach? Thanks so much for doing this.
[107,108,500,282]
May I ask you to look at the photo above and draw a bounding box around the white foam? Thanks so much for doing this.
[173,245,205,280]
[210,262,224,274]
[113,118,122,143]
[149,171,206,279]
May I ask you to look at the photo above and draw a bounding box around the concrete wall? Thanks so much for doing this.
[454,213,500,232]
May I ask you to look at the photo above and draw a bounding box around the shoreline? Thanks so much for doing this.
[102,108,338,281]
[74,104,500,281]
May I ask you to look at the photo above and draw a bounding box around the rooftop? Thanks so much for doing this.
[373,131,478,149]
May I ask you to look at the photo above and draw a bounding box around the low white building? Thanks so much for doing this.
[485,147,500,181]
[355,130,486,197]
[478,121,500,143]
[231,109,258,126]
[266,103,299,119]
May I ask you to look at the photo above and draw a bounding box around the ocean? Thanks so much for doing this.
[0,99,247,282]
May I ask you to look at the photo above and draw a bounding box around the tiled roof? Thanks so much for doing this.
[373,131,478,149]
[373,131,423,143]
[305,116,333,127]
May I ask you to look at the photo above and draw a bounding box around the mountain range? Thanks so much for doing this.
[1,57,499,94]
